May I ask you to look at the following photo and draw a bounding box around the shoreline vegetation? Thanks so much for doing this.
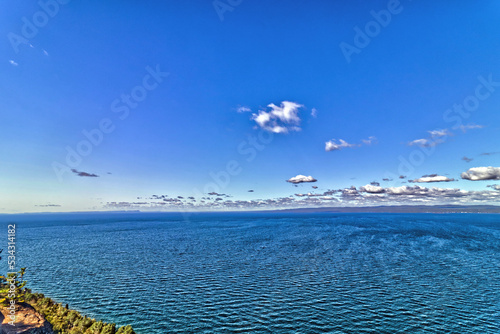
[0,269,135,334]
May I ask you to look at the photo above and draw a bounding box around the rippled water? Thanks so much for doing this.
[1,212,499,333]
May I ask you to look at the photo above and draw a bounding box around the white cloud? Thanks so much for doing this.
[428,129,451,138]
[383,185,466,198]
[251,101,303,133]
[409,175,455,183]
[311,108,318,118]
[386,185,422,195]
[408,129,451,147]
[286,175,317,184]
[362,136,377,145]
[459,124,484,132]
[487,184,500,191]
[341,186,360,197]
[461,167,500,181]
[325,139,357,152]
[237,106,251,113]
[359,184,385,193]
[408,138,433,147]
[9,60,18,66]
[325,136,376,152]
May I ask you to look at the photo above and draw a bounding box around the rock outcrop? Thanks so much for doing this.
[0,303,54,334]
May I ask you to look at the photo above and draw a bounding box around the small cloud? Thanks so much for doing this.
[461,167,500,181]
[312,186,318,189]
[237,106,251,113]
[370,181,380,186]
[251,101,303,134]
[311,108,318,118]
[359,184,385,193]
[286,175,317,184]
[42,49,49,56]
[326,136,376,151]
[325,139,357,152]
[409,174,455,183]
[382,178,393,182]
[399,175,406,179]
[428,129,451,138]
[459,124,484,133]
[409,129,451,147]
[480,152,500,156]
[9,60,18,66]
[71,169,99,177]
[487,184,500,191]
[362,136,377,145]
[408,138,434,147]
[341,186,360,198]
[248,190,254,192]
[462,156,473,163]
[208,192,230,197]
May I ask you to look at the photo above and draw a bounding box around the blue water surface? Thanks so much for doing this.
[0,212,499,333]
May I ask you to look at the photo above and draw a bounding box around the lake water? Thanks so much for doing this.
[1,212,499,333]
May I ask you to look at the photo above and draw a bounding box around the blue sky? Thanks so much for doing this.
[1,0,500,213]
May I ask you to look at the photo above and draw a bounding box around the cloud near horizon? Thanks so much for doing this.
[461,167,500,181]
[103,183,500,212]
[409,174,455,183]
[359,184,385,193]
[286,175,318,184]
[71,169,99,177]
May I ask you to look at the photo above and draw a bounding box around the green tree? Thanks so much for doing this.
[101,323,116,334]
[0,267,27,304]
[116,325,135,334]
[85,320,104,334]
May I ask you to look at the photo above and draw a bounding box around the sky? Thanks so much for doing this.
[1,0,500,213]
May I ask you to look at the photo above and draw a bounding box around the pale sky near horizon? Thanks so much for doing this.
[1,0,500,213]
